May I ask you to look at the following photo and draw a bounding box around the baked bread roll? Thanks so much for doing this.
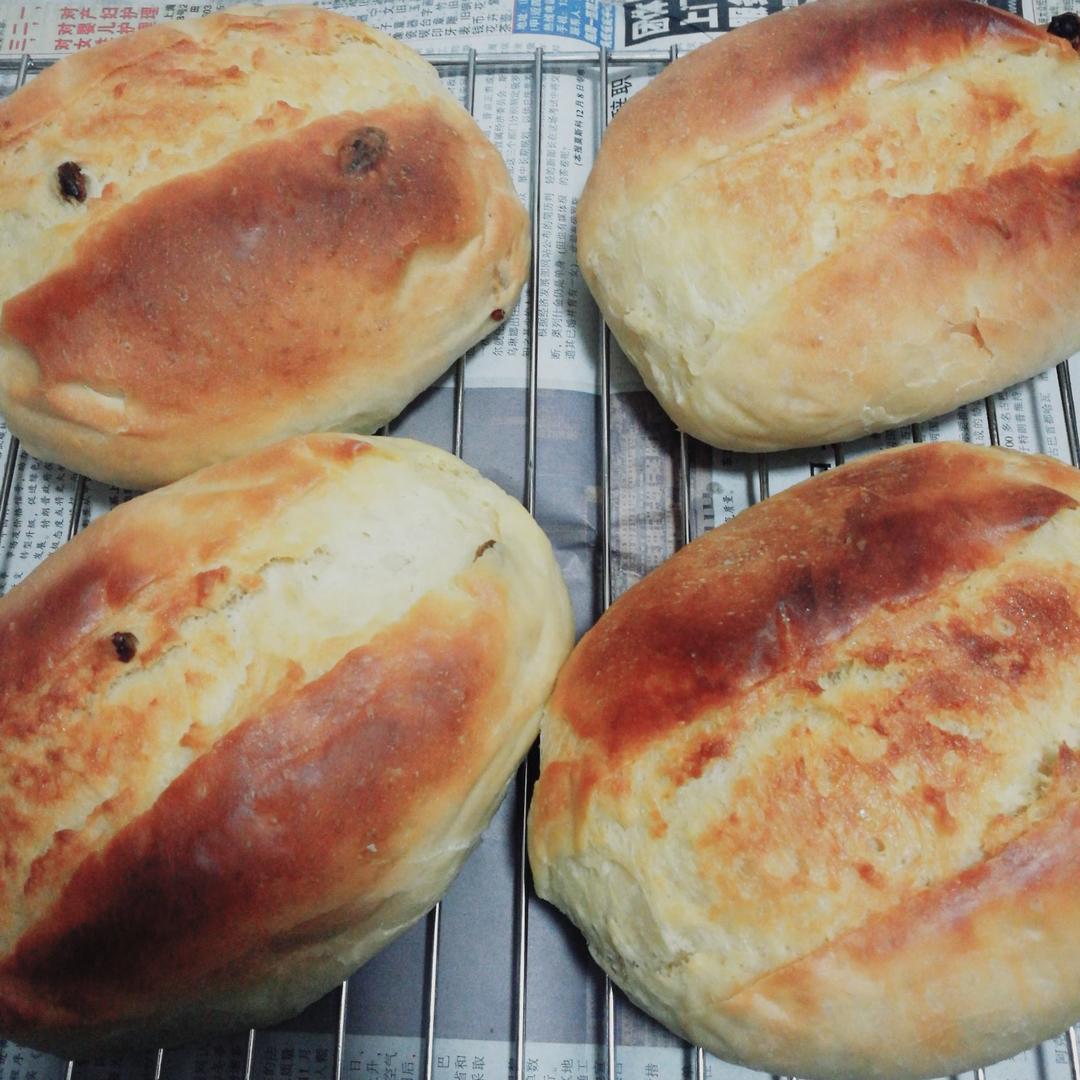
[0,433,573,1057]
[577,0,1080,450]
[529,442,1080,1080]
[0,6,528,489]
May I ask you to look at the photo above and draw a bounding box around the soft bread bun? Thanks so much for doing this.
[529,442,1080,1080]
[0,6,528,489]
[577,0,1080,450]
[0,433,573,1057]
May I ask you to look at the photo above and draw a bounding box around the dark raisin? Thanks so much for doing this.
[338,127,388,176]
[474,539,496,560]
[111,631,138,662]
[57,161,87,203]
[491,309,505,321]
[1048,11,1080,46]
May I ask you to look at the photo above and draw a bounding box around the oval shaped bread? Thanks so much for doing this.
[0,6,528,489]
[0,433,573,1057]
[529,442,1080,1080]
[578,0,1080,450]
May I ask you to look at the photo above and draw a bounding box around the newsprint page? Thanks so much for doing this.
[0,2,1078,1080]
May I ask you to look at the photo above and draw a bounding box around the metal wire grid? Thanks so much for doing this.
[0,40,1078,1080]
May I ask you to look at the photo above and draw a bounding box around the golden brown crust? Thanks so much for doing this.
[529,443,1080,1080]
[577,0,1080,450]
[0,436,346,720]
[582,0,1047,221]
[3,580,505,1025]
[716,792,1080,1080]
[0,6,528,488]
[0,433,574,1055]
[3,105,480,419]
[0,6,424,148]
[547,443,1076,759]
[0,25,193,148]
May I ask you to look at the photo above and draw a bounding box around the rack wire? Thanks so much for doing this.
[0,40,1079,1080]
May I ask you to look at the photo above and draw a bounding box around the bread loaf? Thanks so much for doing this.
[529,442,1080,1080]
[0,6,528,489]
[577,0,1080,450]
[0,433,573,1057]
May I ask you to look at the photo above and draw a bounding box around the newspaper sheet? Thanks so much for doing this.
[0,1,1078,1080]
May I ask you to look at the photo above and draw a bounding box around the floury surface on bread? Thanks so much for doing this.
[528,442,1080,1080]
[577,0,1080,451]
[0,434,574,1057]
[0,6,528,489]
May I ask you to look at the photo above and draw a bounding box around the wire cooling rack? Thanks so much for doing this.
[0,41,1079,1080]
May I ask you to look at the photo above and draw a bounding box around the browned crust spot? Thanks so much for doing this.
[0,440,344,728]
[3,106,481,420]
[586,0,1051,217]
[552,445,1076,758]
[1,576,507,1019]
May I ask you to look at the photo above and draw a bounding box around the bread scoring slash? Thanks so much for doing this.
[577,0,1080,450]
[529,442,1080,1080]
[0,433,574,1056]
[0,6,529,489]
